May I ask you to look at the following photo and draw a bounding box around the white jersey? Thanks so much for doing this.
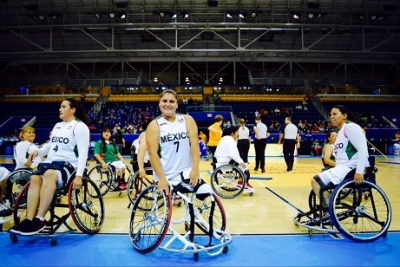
[334,121,369,172]
[14,141,42,169]
[38,120,90,177]
[154,114,192,181]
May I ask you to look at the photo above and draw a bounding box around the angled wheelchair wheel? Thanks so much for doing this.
[329,179,392,242]
[210,164,245,199]
[192,193,227,233]
[129,185,172,254]
[68,177,105,234]
[6,169,31,208]
[127,167,154,205]
[13,181,30,225]
[87,164,114,196]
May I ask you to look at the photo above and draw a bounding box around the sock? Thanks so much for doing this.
[35,216,45,221]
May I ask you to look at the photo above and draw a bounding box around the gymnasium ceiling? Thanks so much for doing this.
[0,0,400,65]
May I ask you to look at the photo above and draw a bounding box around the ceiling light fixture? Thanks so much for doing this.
[226,12,234,18]
[118,12,126,19]
[180,11,189,18]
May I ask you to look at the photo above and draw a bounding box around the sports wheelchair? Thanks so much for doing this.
[129,181,232,261]
[294,156,392,242]
[126,166,154,208]
[87,161,133,196]
[0,167,32,228]
[9,161,105,246]
[207,158,255,199]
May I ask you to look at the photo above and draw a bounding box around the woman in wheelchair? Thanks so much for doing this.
[321,130,337,169]
[14,126,43,171]
[146,89,210,199]
[214,125,253,189]
[10,98,90,236]
[311,105,369,218]
[0,127,44,220]
[94,127,128,191]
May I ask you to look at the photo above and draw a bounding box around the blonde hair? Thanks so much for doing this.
[19,126,35,140]
[239,118,245,129]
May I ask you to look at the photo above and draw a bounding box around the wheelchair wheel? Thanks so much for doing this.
[13,181,30,225]
[129,185,172,254]
[87,164,114,196]
[127,167,154,205]
[210,164,245,199]
[68,177,105,234]
[7,169,32,207]
[192,193,227,233]
[329,179,392,242]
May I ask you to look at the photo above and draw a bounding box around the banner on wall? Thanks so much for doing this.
[248,144,298,157]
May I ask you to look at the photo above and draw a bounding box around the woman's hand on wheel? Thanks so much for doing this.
[157,178,169,195]
[73,176,83,189]
[139,168,147,179]
[354,173,364,185]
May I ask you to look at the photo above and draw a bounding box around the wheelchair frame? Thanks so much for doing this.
[207,163,254,199]
[294,161,392,242]
[87,162,134,196]
[126,166,154,208]
[129,184,232,261]
[9,164,105,246]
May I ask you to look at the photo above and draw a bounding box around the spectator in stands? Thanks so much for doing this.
[80,91,86,103]
[237,118,251,164]
[114,129,126,155]
[393,131,400,156]
[274,107,281,116]
[208,114,223,156]
[395,131,400,141]
[311,139,322,156]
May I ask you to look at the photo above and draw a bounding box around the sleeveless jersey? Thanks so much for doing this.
[47,120,82,168]
[154,114,192,180]
[333,121,363,168]
[322,143,335,162]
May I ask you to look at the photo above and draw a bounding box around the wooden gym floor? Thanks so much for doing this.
[1,155,399,235]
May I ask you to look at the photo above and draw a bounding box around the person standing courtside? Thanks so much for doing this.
[278,117,301,172]
[253,116,268,173]
[237,119,251,164]
[207,114,223,156]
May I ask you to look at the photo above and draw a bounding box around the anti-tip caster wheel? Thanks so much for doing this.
[49,238,58,246]
[9,234,18,243]
[250,192,253,196]
[223,246,229,254]
[194,253,199,261]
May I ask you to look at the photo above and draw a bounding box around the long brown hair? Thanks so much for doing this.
[64,98,89,125]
